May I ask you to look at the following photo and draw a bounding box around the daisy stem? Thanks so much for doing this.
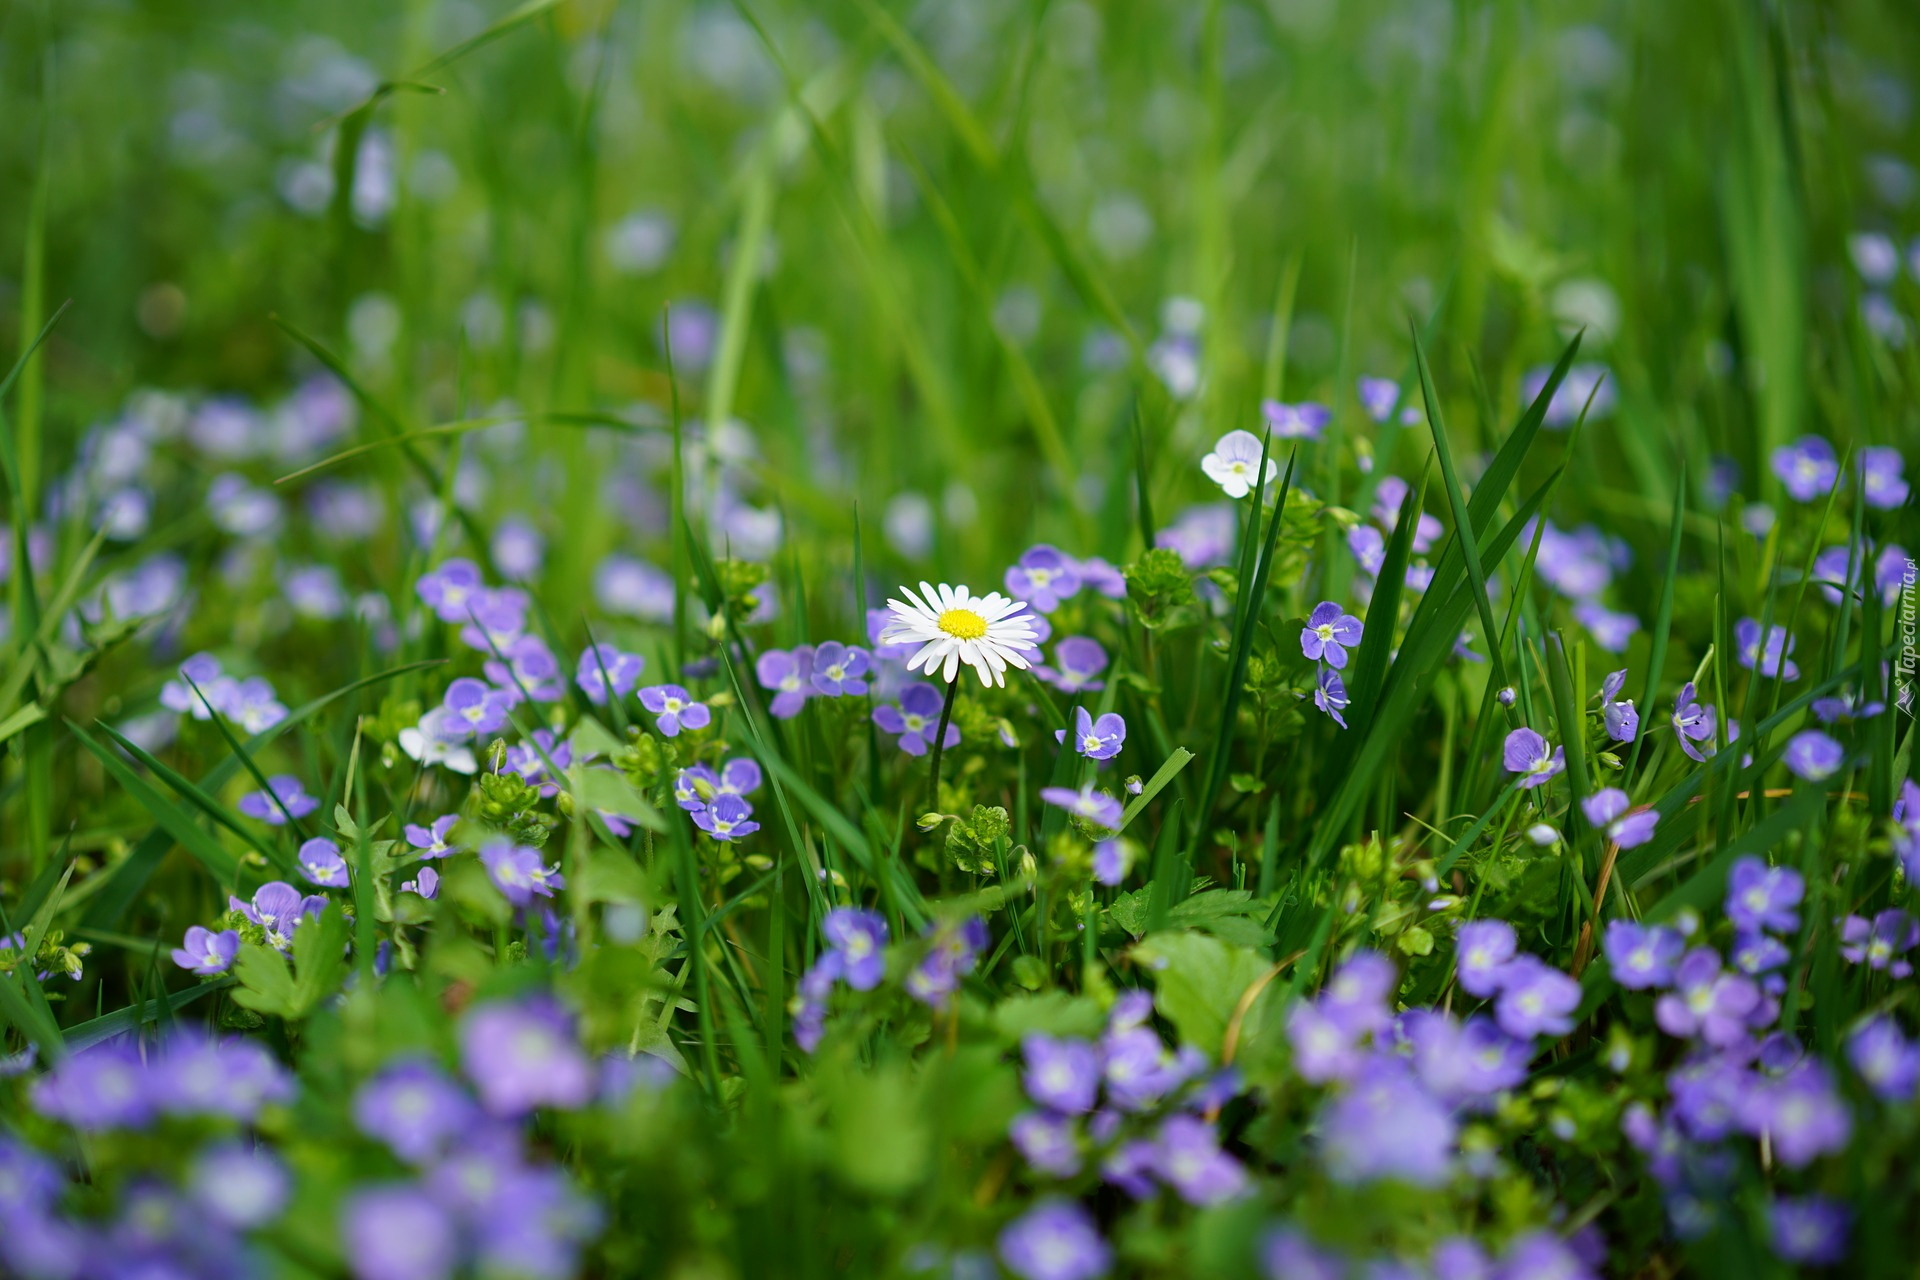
[926,678,961,814]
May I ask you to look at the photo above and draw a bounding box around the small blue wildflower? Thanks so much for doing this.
[692,795,759,842]
[1056,706,1125,761]
[1301,601,1363,669]
[756,646,814,718]
[809,641,870,696]
[638,684,709,737]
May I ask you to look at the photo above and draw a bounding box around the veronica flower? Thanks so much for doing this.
[1091,839,1127,885]
[692,795,759,842]
[1502,728,1564,788]
[1741,1061,1851,1168]
[483,634,564,704]
[1056,706,1125,761]
[1313,667,1350,729]
[822,907,888,989]
[1347,524,1386,576]
[1734,618,1799,681]
[1300,601,1363,669]
[231,881,327,951]
[189,1143,290,1231]
[594,554,675,622]
[458,586,530,653]
[354,1060,479,1164]
[905,916,987,1006]
[1403,1010,1530,1104]
[1074,556,1128,599]
[1101,1026,1189,1110]
[1859,445,1909,509]
[1491,955,1580,1039]
[1319,1055,1455,1186]
[1371,477,1443,552]
[1201,429,1278,498]
[639,684,710,737]
[1655,948,1761,1047]
[404,814,459,857]
[237,774,320,824]
[577,644,645,706]
[1810,687,1885,723]
[998,1199,1111,1280]
[673,765,718,811]
[29,1043,155,1131]
[1010,1111,1082,1178]
[171,925,240,975]
[1151,1114,1247,1205]
[1603,920,1685,989]
[437,677,510,741]
[1847,1017,1920,1102]
[1039,783,1123,831]
[1839,910,1919,976]
[809,641,869,696]
[1036,636,1109,694]
[1261,1230,1347,1280]
[1573,602,1640,654]
[1357,376,1401,423]
[1581,788,1658,848]
[478,837,564,907]
[154,1033,293,1120]
[1455,920,1517,998]
[399,709,479,774]
[1597,668,1638,742]
[459,996,594,1115]
[1770,1195,1849,1266]
[1726,857,1804,934]
[1005,545,1083,613]
[1157,503,1237,568]
[416,558,486,623]
[1770,436,1839,502]
[1670,683,1718,761]
[402,866,439,899]
[343,1184,461,1280]
[159,652,228,719]
[504,729,573,797]
[298,837,350,887]
[1783,729,1844,781]
[878,581,1040,687]
[756,646,815,718]
[1022,1034,1101,1113]
[872,682,960,756]
[1260,399,1331,441]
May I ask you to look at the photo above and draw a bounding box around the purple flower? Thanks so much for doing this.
[577,644,645,706]
[1005,545,1082,613]
[344,1184,460,1280]
[354,1060,479,1163]
[483,634,564,704]
[458,585,530,654]
[403,866,440,899]
[1859,445,1909,509]
[1075,556,1128,599]
[1287,1001,1366,1084]
[491,516,545,580]
[809,641,870,696]
[416,557,485,623]
[404,814,459,857]
[1261,1229,1348,1280]
[822,907,888,990]
[1357,376,1401,423]
[478,836,563,906]
[1581,788,1658,848]
[504,729,573,797]
[756,646,816,718]
[1056,706,1125,761]
[1039,783,1124,831]
[1100,1026,1186,1110]
[1741,1061,1851,1168]
[1157,502,1237,568]
[1670,683,1718,762]
[1151,1114,1247,1205]
[873,681,960,756]
[237,774,320,825]
[1810,687,1885,723]
[1023,1034,1101,1114]
[1348,524,1386,576]
[1321,951,1397,1037]
[30,1043,155,1130]
[638,684,710,737]
[1603,920,1685,989]
[1491,955,1580,1039]
[1092,839,1126,885]
[673,765,719,811]
[1404,1011,1530,1104]
[231,881,328,950]
[1320,1055,1455,1186]
[1726,856,1804,934]
[1770,1195,1849,1265]
[1101,1139,1158,1198]
[1734,618,1799,682]
[1010,1111,1082,1177]
[438,677,511,740]
[998,1199,1111,1280]
[1656,949,1762,1047]
[1839,909,1918,976]
[1496,1231,1597,1280]
[1502,728,1564,788]
[1783,729,1844,782]
[1261,398,1331,441]
[906,916,987,1006]
[1313,667,1350,729]
[692,794,760,842]
[1732,931,1791,990]
[459,996,594,1115]
[1770,436,1839,502]
[189,1142,290,1229]
[172,925,240,975]
[1522,361,1614,427]
[1573,602,1640,654]
[1300,601,1363,669]
[1372,477,1443,552]
[1455,920,1517,999]
[299,837,349,887]
[1037,636,1110,694]
[1847,1016,1920,1102]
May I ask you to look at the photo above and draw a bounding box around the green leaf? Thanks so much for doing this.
[1132,930,1273,1057]
[572,767,667,832]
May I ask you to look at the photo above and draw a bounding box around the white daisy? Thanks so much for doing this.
[878,581,1041,688]
[1200,429,1277,499]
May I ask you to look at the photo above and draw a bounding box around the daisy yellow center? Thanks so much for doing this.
[937,607,988,639]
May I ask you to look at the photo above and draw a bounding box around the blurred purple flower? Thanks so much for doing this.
[1783,729,1844,782]
[1603,920,1684,990]
[1770,1195,1849,1266]
[1847,1017,1920,1102]
[998,1199,1110,1280]
[822,907,888,990]
[1859,446,1909,509]
[1151,1114,1247,1205]
[354,1060,479,1164]
[756,646,815,718]
[416,558,485,623]
[1656,949,1761,1048]
[1037,636,1110,694]
[1839,910,1918,976]
[1039,783,1123,831]
[1491,955,1580,1039]
[237,774,320,825]
[1023,1034,1100,1114]
[1456,920,1517,998]
[1010,1111,1081,1177]
[578,644,645,706]
[459,996,594,1115]
[1261,399,1331,441]
[1726,856,1803,934]
[1770,436,1839,502]
[343,1184,459,1280]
